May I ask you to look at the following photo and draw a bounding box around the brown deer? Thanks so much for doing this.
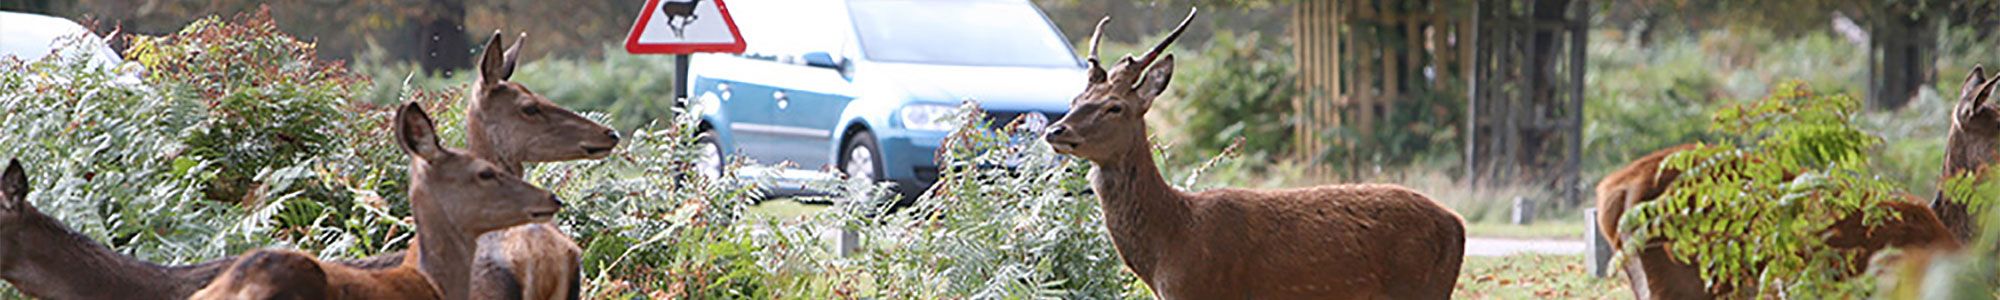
[1041,9,1466,299]
[462,31,617,300]
[1934,66,2000,241]
[1595,145,1963,298]
[0,31,616,300]
[195,103,565,300]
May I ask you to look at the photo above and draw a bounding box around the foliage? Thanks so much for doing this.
[525,109,773,298]
[509,48,682,132]
[1161,31,1295,164]
[0,33,235,263]
[125,11,354,204]
[832,102,1146,299]
[1625,82,1901,297]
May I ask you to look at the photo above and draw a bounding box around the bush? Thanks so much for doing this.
[840,103,1145,298]
[1162,31,1295,163]
[1626,82,1907,297]
[126,11,359,204]
[0,32,232,264]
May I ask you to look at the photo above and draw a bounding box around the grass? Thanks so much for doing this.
[745,199,830,220]
[1456,254,1630,299]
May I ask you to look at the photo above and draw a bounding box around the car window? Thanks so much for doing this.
[725,0,848,62]
[848,0,1077,68]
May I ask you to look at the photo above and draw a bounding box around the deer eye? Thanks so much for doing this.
[1105,105,1125,114]
[521,105,541,115]
[478,171,498,180]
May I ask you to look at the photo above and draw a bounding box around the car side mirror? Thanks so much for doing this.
[803,52,842,69]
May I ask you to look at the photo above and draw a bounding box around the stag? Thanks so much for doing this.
[1043,9,1466,299]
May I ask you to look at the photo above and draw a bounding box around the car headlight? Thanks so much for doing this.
[899,103,960,131]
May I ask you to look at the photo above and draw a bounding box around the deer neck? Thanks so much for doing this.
[0,210,189,298]
[1086,133,1191,274]
[464,117,527,175]
[1942,128,2000,178]
[409,189,480,300]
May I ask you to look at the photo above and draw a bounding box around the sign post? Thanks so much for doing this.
[624,0,747,102]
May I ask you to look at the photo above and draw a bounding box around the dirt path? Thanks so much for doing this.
[1465,237,1586,257]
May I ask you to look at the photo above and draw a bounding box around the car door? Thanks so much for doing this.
[706,0,847,168]
[763,55,855,170]
[710,56,791,165]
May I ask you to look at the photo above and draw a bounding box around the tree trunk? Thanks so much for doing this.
[416,0,471,74]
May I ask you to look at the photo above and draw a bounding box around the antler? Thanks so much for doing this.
[1135,7,1197,71]
[1086,16,1111,83]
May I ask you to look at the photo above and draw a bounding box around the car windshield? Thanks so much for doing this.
[849,0,1078,68]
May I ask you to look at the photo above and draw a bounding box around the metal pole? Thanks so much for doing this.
[674,54,692,105]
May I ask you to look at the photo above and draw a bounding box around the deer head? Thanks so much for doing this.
[1045,9,1197,164]
[0,159,38,268]
[468,31,621,171]
[1947,66,2000,174]
[398,102,563,236]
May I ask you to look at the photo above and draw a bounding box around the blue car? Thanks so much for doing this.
[684,0,1083,202]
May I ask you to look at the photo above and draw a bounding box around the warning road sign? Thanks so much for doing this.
[624,0,747,54]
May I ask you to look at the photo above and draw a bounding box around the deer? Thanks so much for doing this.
[1597,146,1960,299]
[1933,66,2000,241]
[1595,68,1997,298]
[0,31,617,300]
[1041,9,1466,299]
[461,31,618,300]
[193,103,566,300]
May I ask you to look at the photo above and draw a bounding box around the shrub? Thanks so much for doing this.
[1163,31,1295,162]
[837,102,1144,299]
[126,10,360,204]
[1625,82,1906,297]
[0,32,233,263]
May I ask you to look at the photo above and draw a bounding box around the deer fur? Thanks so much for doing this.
[1933,66,2000,241]
[1596,144,1965,298]
[190,249,339,300]
[196,103,566,300]
[1042,9,1465,299]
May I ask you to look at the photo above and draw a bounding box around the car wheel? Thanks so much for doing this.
[694,131,724,180]
[841,131,883,184]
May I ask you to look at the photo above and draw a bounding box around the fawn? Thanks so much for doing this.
[1042,9,1466,299]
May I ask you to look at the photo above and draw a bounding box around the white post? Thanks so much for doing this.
[1584,208,1612,278]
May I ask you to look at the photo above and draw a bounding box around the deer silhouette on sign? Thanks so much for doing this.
[659,0,703,38]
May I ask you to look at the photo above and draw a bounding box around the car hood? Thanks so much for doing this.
[865,62,1084,113]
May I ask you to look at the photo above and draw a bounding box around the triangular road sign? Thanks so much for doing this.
[625,0,747,54]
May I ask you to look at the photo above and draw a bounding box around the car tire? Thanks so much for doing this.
[840,131,902,204]
[694,131,724,181]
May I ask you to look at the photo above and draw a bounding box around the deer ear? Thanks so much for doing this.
[501,32,526,81]
[395,103,448,162]
[478,31,509,85]
[1134,54,1176,105]
[1961,65,1987,104]
[2,159,25,203]
[1979,76,2000,110]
